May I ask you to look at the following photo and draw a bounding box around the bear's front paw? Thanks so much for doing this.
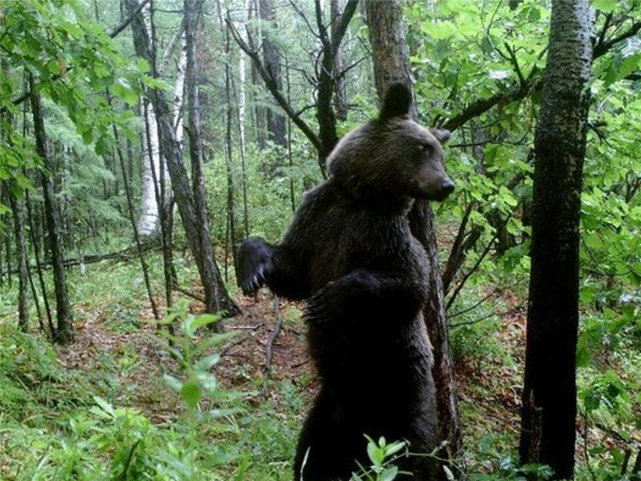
[236,237,273,295]
[305,273,370,324]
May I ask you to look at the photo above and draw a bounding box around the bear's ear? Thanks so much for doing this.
[430,128,451,144]
[379,83,413,122]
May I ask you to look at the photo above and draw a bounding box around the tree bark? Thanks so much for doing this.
[258,0,286,149]
[331,0,348,121]
[127,0,238,317]
[9,188,29,331]
[137,1,162,237]
[184,0,239,318]
[26,189,55,337]
[29,75,74,344]
[519,1,594,479]
[366,0,462,473]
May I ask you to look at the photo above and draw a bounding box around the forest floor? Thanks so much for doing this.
[0,253,537,480]
[57,270,529,476]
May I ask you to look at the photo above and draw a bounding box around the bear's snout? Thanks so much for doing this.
[440,178,455,198]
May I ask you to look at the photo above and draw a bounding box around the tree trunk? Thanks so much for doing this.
[127,0,238,317]
[249,0,266,150]
[330,0,348,121]
[519,1,594,479]
[184,0,239,318]
[221,5,238,275]
[9,188,29,331]
[26,189,55,337]
[366,0,462,473]
[137,2,162,237]
[258,0,286,149]
[29,74,74,344]
[107,91,161,322]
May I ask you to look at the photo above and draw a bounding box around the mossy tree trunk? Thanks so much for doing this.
[519,1,594,479]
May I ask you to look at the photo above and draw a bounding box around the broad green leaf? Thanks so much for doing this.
[592,0,617,13]
[181,380,202,409]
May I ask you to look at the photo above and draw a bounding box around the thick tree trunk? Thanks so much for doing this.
[127,0,238,317]
[366,0,462,473]
[519,1,594,479]
[29,75,74,344]
[258,0,286,148]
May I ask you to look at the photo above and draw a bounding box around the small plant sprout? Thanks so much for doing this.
[351,436,409,481]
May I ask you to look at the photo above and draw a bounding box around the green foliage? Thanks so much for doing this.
[1,1,641,480]
[351,436,409,481]
[0,307,246,481]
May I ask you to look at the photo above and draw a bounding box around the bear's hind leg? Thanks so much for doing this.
[293,388,361,481]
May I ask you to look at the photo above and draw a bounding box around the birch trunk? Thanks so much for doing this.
[137,3,161,236]
[138,10,185,237]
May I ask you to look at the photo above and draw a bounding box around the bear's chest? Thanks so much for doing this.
[307,204,428,292]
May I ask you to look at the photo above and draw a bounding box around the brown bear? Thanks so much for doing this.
[237,83,454,481]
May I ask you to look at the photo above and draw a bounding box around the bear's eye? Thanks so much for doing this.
[418,143,432,155]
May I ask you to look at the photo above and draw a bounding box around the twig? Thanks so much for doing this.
[174,285,206,304]
[220,335,252,357]
[445,201,522,311]
[581,412,597,481]
[229,324,264,330]
[449,311,495,328]
[448,286,502,319]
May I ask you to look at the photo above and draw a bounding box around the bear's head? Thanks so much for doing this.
[327,83,454,206]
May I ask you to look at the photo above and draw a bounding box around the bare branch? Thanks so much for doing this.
[158,18,186,76]
[330,0,359,52]
[110,0,151,37]
[287,0,320,39]
[226,17,322,151]
[594,19,641,57]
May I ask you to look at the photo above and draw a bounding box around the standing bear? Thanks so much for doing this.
[237,83,454,481]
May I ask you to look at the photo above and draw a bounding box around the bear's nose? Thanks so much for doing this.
[441,179,455,197]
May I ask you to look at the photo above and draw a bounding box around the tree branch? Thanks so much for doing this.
[442,18,641,132]
[330,0,360,52]
[226,17,323,152]
[594,19,641,58]
[7,0,151,109]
